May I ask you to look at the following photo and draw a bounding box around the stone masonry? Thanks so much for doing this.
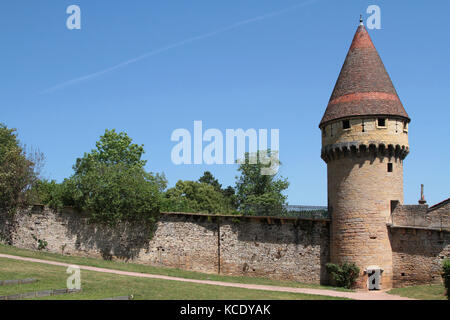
[320,21,411,289]
[0,207,330,284]
[390,199,450,287]
[0,205,448,287]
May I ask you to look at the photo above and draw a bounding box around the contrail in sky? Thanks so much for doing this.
[41,0,318,94]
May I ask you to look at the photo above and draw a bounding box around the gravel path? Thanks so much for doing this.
[0,253,414,300]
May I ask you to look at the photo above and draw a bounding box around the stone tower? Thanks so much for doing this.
[320,20,410,290]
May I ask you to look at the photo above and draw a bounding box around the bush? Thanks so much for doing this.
[37,239,48,251]
[443,259,450,299]
[326,262,360,289]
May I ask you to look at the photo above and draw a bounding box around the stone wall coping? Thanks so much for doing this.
[26,206,331,223]
[387,223,449,233]
[160,211,331,223]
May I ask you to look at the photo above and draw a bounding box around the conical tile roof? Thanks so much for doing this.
[320,22,410,127]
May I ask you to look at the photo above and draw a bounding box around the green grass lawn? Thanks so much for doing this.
[0,258,348,300]
[0,244,351,292]
[388,284,447,300]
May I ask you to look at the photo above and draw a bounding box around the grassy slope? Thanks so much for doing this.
[388,285,447,301]
[0,258,348,300]
[0,244,351,292]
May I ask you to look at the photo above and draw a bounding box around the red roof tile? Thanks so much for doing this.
[320,24,410,127]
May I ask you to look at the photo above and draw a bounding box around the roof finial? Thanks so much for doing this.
[359,14,364,26]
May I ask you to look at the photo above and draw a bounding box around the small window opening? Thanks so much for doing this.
[403,121,408,131]
[378,118,386,127]
[342,120,350,129]
[362,119,365,132]
[387,163,393,172]
[322,128,326,137]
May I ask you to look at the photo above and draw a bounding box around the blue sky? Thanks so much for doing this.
[1,0,449,206]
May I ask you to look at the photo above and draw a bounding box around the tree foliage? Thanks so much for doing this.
[0,123,42,213]
[198,171,237,211]
[33,179,65,209]
[74,129,147,175]
[41,129,167,225]
[162,180,235,214]
[235,151,289,215]
[198,171,222,192]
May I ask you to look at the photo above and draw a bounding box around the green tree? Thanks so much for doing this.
[162,180,234,214]
[74,129,147,175]
[198,171,237,211]
[235,150,289,215]
[222,185,238,211]
[61,129,166,225]
[0,123,42,213]
[198,171,222,191]
[32,179,64,209]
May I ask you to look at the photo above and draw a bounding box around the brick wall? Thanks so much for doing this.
[0,207,330,284]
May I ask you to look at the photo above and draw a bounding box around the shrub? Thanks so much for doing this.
[326,262,360,289]
[37,239,48,251]
[443,259,450,299]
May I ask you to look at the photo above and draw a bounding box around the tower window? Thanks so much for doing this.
[403,121,408,132]
[378,118,386,127]
[342,120,350,129]
[322,128,326,137]
[387,163,393,172]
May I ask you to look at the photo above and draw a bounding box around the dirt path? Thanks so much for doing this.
[0,253,413,300]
